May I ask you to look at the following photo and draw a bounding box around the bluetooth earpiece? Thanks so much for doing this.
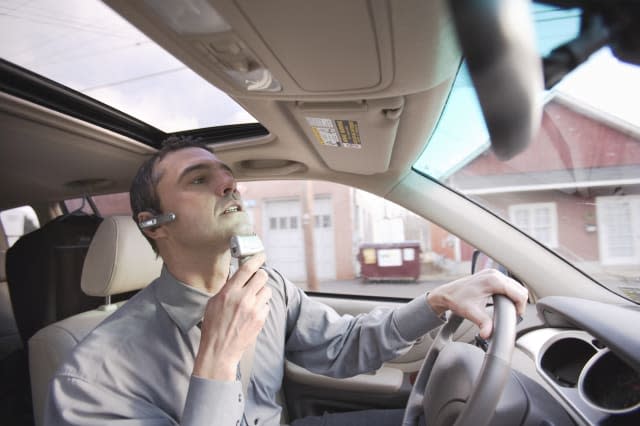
[138,212,176,229]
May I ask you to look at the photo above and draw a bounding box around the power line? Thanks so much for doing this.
[0,9,132,39]
[29,39,152,69]
[80,66,187,92]
[0,0,132,36]
[0,7,130,36]
[0,6,151,67]
[0,0,33,15]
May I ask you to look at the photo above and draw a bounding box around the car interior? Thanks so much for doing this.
[0,0,639,425]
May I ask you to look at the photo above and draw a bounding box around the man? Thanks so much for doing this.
[46,137,528,425]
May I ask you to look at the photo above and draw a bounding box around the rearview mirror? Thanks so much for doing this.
[448,0,543,160]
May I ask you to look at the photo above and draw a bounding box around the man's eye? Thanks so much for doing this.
[191,176,206,184]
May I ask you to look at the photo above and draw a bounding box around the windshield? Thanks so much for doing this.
[414,5,640,303]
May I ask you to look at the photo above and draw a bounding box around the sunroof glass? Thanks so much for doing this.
[0,0,257,132]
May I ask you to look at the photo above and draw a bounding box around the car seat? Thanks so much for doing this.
[6,213,104,346]
[28,215,161,426]
[0,231,21,359]
[0,228,33,424]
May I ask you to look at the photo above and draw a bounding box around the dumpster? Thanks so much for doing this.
[357,241,421,282]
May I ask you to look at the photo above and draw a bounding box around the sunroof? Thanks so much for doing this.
[0,0,256,132]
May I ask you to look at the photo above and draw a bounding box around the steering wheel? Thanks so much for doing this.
[402,295,517,426]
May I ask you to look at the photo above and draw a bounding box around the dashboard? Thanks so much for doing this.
[516,296,640,425]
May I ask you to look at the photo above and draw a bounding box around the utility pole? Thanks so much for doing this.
[301,180,319,291]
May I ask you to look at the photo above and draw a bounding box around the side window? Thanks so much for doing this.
[65,193,132,217]
[0,206,41,247]
[241,180,476,299]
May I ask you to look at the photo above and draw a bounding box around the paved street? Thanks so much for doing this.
[294,273,640,303]
[294,277,452,299]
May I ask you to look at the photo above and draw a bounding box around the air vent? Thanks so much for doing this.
[540,338,597,387]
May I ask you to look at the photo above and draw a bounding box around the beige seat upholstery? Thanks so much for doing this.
[28,216,162,426]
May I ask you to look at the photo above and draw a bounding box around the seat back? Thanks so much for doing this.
[28,216,162,426]
[6,214,104,346]
[0,235,21,359]
[0,224,33,425]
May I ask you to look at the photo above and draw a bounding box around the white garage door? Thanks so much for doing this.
[313,197,336,281]
[263,197,335,282]
[263,199,305,280]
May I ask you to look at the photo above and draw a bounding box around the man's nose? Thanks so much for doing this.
[217,176,239,198]
[223,186,239,198]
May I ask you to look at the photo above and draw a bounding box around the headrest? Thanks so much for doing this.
[81,216,162,297]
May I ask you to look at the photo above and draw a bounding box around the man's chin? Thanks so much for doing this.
[227,216,254,237]
[233,223,254,237]
[215,212,254,242]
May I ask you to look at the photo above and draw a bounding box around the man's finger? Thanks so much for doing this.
[482,270,529,316]
[255,300,271,323]
[254,284,272,306]
[243,268,269,295]
[479,318,493,340]
[457,304,492,337]
[227,252,266,289]
[500,277,529,316]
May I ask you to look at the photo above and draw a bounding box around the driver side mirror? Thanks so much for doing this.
[471,250,510,276]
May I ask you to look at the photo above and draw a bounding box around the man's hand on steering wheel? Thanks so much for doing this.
[403,270,528,426]
[426,269,529,339]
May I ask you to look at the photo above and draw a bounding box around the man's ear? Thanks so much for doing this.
[137,211,169,241]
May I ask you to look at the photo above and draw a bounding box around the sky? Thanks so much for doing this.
[417,4,640,179]
[0,0,256,132]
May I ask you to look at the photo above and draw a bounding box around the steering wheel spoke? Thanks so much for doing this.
[402,295,517,426]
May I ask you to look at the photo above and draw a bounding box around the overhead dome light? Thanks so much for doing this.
[227,67,282,92]
[144,0,231,34]
[144,0,282,92]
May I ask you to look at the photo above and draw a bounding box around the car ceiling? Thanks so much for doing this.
[0,0,461,211]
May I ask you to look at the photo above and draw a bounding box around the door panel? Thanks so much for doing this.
[282,295,479,420]
[282,297,413,418]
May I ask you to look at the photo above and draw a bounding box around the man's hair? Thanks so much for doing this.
[130,135,212,254]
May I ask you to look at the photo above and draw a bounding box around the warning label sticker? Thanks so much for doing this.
[306,117,362,149]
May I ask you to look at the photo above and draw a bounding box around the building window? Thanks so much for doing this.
[313,214,331,228]
[269,217,277,229]
[289,216,298,229]
[508,203,558,248]
[279,217,288,229]
[596,196,640,265]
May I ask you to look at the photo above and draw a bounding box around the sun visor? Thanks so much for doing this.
[290,97,404,175]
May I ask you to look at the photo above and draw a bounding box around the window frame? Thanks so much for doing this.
[508,202,559,248]
[596,195,640,265]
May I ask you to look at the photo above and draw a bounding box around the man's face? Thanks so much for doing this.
[151,147,252,251]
